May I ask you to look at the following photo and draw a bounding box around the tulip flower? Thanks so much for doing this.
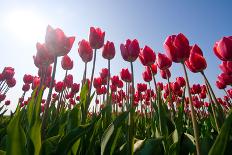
[139,45,156,66]
[164,33,190,63]
[142,69,152,82]
[102,41,115,60]
[185,45,207,73]
[156,53,172,70]
[213,36,232,61]
[89,27,105,49]
[176,77,186,87]
[61,55,73,70]
[93,77,102,89]
[23,74,33,84]
[120,39,140,62]
[216,80,226,89]
[120,68,132,83]
[45,25,75,57]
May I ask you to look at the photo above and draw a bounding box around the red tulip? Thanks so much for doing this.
[160,69,171,79]
[61,55,73,70]
[110,85,117,92]
[111,75,120,86]
[32,77,40,90]
[157,82,163,90]
[137,83,147,92]
[89,27,105,49]
[0,94,6,102]
[6,78,16,87]
[150,64,158,75]
[78,39,93,63]
[142,69,152,82]
[5,100,10,106]
[93,77,102,89]
[102,41,115,60]
[176,77,186,87]
[45,25,75,56]
[216,80,226,89]
[156,53,172,70]
[23,74,33,84]
[171,82,180,92]
[192,84,201,94]
[35,43,54,66]
[117,80,124,88]
[164,33,190,63]
[120,39,140,62]
[213,36,232,61]
[22,84,30,92]
[139,45,156,66]
[120,68,132,82]
[55,81,65,93]
[186,45,207,72]
[2,67,15,80]
[71,83,80,94]
[64,74,73,88]
[227,89,232,98]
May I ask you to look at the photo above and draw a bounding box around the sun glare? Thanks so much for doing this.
[3,9,47,42]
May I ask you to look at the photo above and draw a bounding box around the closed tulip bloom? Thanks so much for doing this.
[36,42,54,66]
[192,84,201,94]
[111,75,120,86]
[45,25,75,57]
[117,80,124,88]
[78,39,93,63]
[102,41,115,60]
[164,33,190,63]
[160,69,171,79]
[2,67,15,80]
[7,78,16,87]
[137,83,147,92]
[71,83,80,94]
[55,81,65,93]
[110,84,117,92]
[216,80,226,89]
[150,64,157,75]
[64,74,73,88]
[142,69,152,82]
[171,82,180,92]
[22,83,30,92]
[32,77,40,89]
[5,100,10,106]
[0,94,6,102]
[61,55,73,70]
[156,53,172,70]
[139,45,156,66]
[89,27,105,49]
[23,74,33,84]
[120,68,132,82]
[213,36,232,61]
[120,39,140,62]
[187,45,207,72]
[157,82,163,90]
[176,77,186,87]
[93,77,102,89]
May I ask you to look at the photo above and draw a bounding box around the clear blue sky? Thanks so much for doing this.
[0,0,232,112]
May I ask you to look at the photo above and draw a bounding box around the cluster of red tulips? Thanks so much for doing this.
[0,25,232,155]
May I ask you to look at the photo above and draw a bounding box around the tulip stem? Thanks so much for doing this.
[89,49,97,96]
[149,66,158,96]
[42,56,58,140]
[82,62,87,88]
[167,76,175,118]
[128,61,135,155]
[182,62,201,155]
[57,70,68,114]
[106,59,111,105]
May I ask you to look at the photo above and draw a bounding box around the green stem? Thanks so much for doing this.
[182,63,201,155]
[167,76,175,117]
[128,61,135,155]
[42,56,58,140]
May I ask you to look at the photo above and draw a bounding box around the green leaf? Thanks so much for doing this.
[54,123,94,155]
[29,87,43,155]
[40,135,61,155]
[209,109,232,155]
[101,111,129,155]
[26,88,37,125]
[6,107,27,155]
[134,138,164,155]
[0,150,6,155]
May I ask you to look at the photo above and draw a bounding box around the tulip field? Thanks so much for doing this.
[0,25,232,155]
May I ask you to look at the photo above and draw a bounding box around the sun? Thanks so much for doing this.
[3,9,48,43]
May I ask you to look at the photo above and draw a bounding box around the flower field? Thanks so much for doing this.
[0,25,232,155]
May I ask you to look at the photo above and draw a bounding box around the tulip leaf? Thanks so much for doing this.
[6,106,27,155]
[54,123,94,154]
[101,111,129,155]
[208,109,232,155]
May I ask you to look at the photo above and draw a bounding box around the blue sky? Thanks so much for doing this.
[0,0,232,112]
